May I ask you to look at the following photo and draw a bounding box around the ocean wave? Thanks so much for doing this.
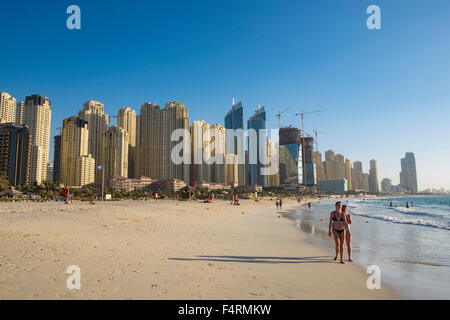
[350,211,450,230]
[389,206,447,219]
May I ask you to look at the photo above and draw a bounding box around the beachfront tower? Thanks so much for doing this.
[400,152,418,193]
[0,92,16,124]
[21,94,52,185]
[225,99,245,186]
[117,107,136,178]
[78,100,109,183]
[247,106,267,187]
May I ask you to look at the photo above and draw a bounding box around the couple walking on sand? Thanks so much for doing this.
[275,198,283,210]
[328,201,353,264]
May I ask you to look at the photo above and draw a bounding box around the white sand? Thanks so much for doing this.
[0,199,399,299]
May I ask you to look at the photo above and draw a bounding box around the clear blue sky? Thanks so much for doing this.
[1,0,449,190]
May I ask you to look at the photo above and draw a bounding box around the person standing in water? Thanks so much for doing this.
[342,205,353,262]
[389,201,393,208]
[406,202,410,208]
[328,201,349,264]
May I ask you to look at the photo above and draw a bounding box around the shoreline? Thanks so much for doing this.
[282,198,406,299]
[0,199,400,299]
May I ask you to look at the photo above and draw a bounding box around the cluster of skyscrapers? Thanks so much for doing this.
[0,91,419,194]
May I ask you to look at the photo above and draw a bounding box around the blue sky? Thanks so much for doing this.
[1,0,449,189]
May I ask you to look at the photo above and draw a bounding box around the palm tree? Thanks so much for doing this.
[0,176,9,191]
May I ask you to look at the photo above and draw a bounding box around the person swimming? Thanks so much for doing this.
[328,201,349,264]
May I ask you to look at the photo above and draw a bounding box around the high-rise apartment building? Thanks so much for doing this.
[60,116,95,187]
[136,101,190,182]
[344,159,353,190]
[191,120,212,183]
[0,123,31,186]
[101,126,128,179]
[351,160,369,192]
[46,161,54,182]
[380,178,392,193]
[16,100,24,124]
[266,138,280,187]
[225,100,245,185]
[279,127,301,185]
[211,123,226,184]
[0,92,16,124]
[78,100,109,182]
[21,94,52,185]
[313,151,326,182]
[117,107,136,178]
[53,135,61,184]
[368,159,380,193]
[226,154,238,186]
[247,106,267,186]
[400,152,418,193]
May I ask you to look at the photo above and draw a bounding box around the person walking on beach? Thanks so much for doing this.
[279,198,283,210]
[328,201,349,264]
[308,202,312,209]
[276,199,279,210]
[342,205,353,262]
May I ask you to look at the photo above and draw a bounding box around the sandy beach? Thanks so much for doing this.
[0,199,399,299]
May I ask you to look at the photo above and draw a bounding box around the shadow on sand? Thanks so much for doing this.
[168,255,333,264]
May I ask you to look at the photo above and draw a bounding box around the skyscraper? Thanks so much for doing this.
[351,161,369,192]
[400,152,418,193]
[247,106,267,186]
[60,116,95,187]
[191,120,212,183]
[279,126,301,185]
[101,126,128,179]
[380,178,392,193]
[344,159,353,190]
[211,123,226,184]
[0,92,16,124]
[16,100,24,124]
[136,101,190,182]
[53,135,61,184]
[368,159,380,193]
[21,94,52,185]
[225,100,245,185]
[78,100,109,182]
[117,107,136,178]
[0,123,31,186]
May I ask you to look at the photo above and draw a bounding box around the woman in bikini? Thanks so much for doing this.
[328,201,349,264]
[342,205,353,262]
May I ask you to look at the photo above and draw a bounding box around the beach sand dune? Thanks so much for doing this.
[0,199,399,299]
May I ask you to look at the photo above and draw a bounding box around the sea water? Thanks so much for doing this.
[289,196,450,299]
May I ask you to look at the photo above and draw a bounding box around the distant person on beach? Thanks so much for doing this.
[342,205,353,262]
[279,198,283,210]
[406,202,410,208]
[276,199,279,210]
[389,201,393,207]
[328,201,349,264]
[308,202,312,209]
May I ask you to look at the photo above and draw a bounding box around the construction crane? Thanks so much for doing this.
[108,115,118,127]
[295,110,325,186]
[276,108,290,129]
[312,129,326,152]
